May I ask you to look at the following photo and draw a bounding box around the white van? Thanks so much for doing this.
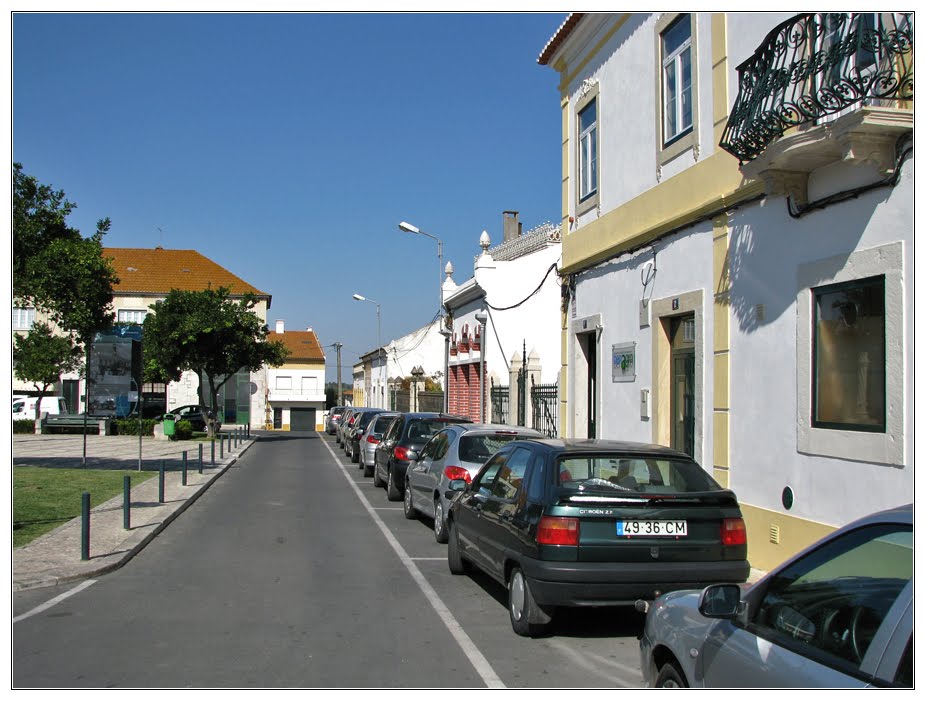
[12,396,69,421]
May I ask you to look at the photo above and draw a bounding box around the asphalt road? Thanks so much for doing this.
[13,431,646,688]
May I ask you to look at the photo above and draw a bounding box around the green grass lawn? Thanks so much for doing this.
[13,466,157,548]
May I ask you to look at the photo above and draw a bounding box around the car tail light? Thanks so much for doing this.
[394,445,411,461]
[536,516,580,546]
[443,465,472,484]
[366,435,381,445]
[721,518,747,546]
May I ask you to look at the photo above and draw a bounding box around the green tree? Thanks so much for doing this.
[143,287,289,435]
[13,322,83,420]
[13,163,118,341]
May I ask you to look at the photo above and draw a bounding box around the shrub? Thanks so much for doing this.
[172,419,194,441]
[112,418,157,436]
[13,419,35,434]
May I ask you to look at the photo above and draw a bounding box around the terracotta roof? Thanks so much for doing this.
[268,330,325,363]
[104,247,268,298]
[537,13,584,65]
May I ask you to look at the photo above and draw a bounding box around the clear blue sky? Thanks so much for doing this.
[12,11,567,375]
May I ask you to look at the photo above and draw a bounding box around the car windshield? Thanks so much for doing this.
[556,454,721,494]
[458,434,520,464]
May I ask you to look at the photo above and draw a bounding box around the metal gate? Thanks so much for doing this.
[530,378,559,437]
[490,378,509,425]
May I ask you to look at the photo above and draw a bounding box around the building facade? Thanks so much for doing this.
[541,12,913,570]
[265,320,326,431]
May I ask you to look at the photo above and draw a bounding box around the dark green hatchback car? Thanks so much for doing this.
[446,438,750,637]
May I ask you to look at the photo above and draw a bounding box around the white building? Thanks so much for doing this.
[540,12,913,570]
[264,320,327,431]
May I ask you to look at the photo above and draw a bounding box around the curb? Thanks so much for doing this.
[13,439,255,592]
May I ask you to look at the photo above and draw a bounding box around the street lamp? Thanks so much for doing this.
[398,221,444,322]
[353,293,382,408]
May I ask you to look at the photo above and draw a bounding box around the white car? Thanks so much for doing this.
[13,396,69,421]
[639,503,912,688]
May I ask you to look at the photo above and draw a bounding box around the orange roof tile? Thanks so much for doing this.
[269,330,325,363]
[104,247,268,298]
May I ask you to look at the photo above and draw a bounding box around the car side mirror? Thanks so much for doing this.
[698,584,744,620]
[447,479,468,494]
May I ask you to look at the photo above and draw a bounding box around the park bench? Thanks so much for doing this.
[40,414,113,435]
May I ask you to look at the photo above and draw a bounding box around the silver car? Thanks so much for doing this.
[358,412,399,477]
[639,503,912,688]
[403,423,542,543]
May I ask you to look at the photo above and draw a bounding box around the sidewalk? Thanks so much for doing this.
[13,432,256,591]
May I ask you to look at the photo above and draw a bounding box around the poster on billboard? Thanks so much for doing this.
[88,325,142,416]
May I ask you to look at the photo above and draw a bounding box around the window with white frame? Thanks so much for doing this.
[575,80,600,215]
[117,309,148,324]
[579,99,598,202]
[662,14,693,145]
[13,307,35,330]
[797,242,904,466]
[276,375,292,390]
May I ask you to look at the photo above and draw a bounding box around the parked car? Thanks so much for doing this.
[336,408,357,447]
[404,424,544,543]
[164,405,219,433]
[358,412,399,476]
[445,438,750,637]
[373,412,472,501]
[639,503,912,688]
[12,396,69,421]
[345,409,387,463]
[326,406,347,435]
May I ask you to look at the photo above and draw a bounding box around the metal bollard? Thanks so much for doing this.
[81,492,90,561]
[211,439,215,465]
[182,451,188,486]
[220,434,224,459]
[123,476,131,530]
[159,460,165,503]
[198,443,204,474]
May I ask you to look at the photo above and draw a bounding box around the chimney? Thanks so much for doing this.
[275,320,285,334]
[503,210,521,242]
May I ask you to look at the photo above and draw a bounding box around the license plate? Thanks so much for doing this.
[616,520,687,537]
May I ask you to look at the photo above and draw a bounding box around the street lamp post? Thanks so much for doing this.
[353,293,382,408]
[398,221,444,322]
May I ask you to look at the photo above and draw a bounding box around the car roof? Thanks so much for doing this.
[505,437,696,460]
[451,424,544,435]
[401,412,471,421]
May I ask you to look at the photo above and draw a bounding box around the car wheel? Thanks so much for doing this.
[373,463,385,488]
[447,520,470,575]
[363,460,373,478]
[386,467,402,501]
[403,483,417,519]
[655,661,688,688]
[351,443,359,463]
[433,498,449,544]
[508,566,553,638]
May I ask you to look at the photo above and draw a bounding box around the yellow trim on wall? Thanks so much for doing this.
[711,13,730,146]
[560,153,762,274]
[741,503,837,572]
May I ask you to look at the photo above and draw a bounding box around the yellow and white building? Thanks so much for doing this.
[540,12,913,570]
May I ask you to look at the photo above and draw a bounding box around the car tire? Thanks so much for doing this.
[363,460,374,478]
[655,661,688,688]
[386,466,402,501]
[508,566,553,638]
[351,443,359,463]
[447,521,470,575]
[373,463,385,488]
[403,483,417,519]
[433,498,449,544]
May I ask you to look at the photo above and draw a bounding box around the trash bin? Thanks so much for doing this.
[162,413,176,437]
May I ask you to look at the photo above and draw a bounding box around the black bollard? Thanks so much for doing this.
[159,460,165,503]
[123,476,131,530]
[211,439,215,465]
[220,434,224,460]
[182,451,188,486]
[198,443,204,474]
[81,492,90,561]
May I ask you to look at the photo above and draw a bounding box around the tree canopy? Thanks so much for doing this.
[13,163,118,340]
[13,322,83,419]
[143,287,289,432]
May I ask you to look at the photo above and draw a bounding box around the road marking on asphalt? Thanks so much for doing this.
[321,437,506,689]
[13,579,97,624]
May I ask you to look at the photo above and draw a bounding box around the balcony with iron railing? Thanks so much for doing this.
[720,13,913,204]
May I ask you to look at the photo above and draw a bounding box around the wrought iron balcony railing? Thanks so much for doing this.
[720,13,914,164]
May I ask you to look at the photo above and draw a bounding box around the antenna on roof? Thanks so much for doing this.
[156,225,165,248]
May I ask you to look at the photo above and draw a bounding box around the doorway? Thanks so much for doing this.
[670,314,695,457]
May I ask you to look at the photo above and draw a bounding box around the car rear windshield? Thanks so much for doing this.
[407,419,460,441]
[458,434,520,464]
[557,454,721,494]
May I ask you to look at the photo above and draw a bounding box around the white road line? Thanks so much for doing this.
[321,437,506,689]
[13,579,97,623]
